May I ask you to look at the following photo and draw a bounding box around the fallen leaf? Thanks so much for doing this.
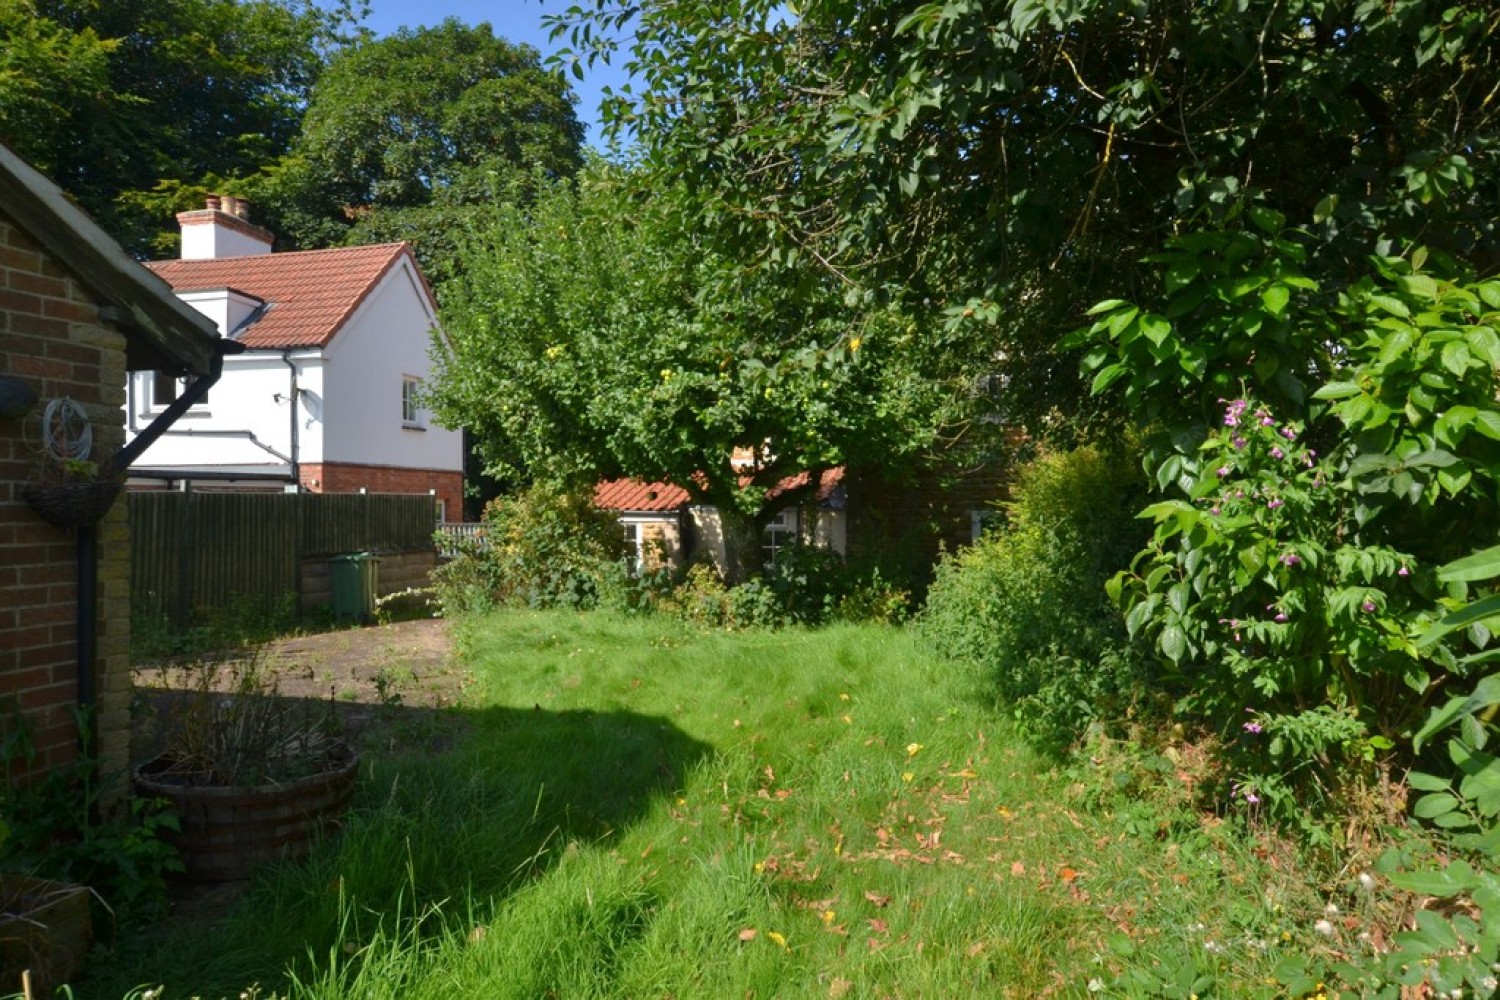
[829,977,853,999]
[468,926,487,944]
[966,941,985,958]
[1059,866,1079,884]
[1010,861,1025,877]
[739,928,758,942]
[869,918,888,934]
[864,890,891,908]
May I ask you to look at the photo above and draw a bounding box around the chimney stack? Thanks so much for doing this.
[175,194,274,260]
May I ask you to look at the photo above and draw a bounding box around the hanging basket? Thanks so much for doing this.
[133,743,359,882]
[20,480,123,529]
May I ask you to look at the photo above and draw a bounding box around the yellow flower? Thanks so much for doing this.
[902,771,914,783]
[821,910,836,925]
[906,742,924,756]
[767,930,788,949]
[838,693,850,701]
[660,368,673,381]
[850,336,862,352]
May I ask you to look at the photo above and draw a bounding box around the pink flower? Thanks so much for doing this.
[1398,565,1410,577]
[1267,498,1284,509]
[1271,447,1285,460]
[1245,792,1260,805]
[1361,599,1376,613]
[1281,552,1301,566]
[1282,427,1297,440]
[1217,465,1232,478]
[1233,437,1248,450]
[1243,721,1263,734]
[1274,612,1288,623]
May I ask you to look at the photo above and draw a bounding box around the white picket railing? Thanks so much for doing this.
[435,521,487,558]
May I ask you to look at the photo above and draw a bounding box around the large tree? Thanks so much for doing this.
[0,0,359,255]
[257,19,585,283]
[548,0,1500,429]
[431,167,953,581]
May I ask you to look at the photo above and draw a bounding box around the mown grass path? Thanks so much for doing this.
[96,612,1327,998]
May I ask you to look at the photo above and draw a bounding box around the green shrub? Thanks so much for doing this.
[921,443,1152,753]
[131,591,300,661]
[652,546,912,631]
[431,483,631,615]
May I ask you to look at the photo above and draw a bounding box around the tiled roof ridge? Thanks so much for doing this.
[143,242,424,349]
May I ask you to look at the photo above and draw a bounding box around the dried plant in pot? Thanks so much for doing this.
[132,650,358,881]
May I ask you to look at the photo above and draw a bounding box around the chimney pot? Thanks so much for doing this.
[205,195,222,211]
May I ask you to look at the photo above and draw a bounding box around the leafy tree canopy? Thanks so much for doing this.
[0,0,360,255]
[257,19,586,282]
[549,0,1499,428]
[431,166,955,579]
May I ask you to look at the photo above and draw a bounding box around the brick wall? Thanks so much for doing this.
[0,216,132,791]
[299,462,463,524]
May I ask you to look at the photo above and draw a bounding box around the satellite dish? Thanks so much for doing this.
[40,397,92,463]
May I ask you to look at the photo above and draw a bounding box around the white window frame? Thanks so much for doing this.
[401,376,424,429]
[762,508,799,568]
[148,370,208,411]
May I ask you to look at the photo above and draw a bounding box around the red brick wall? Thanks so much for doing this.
[299,462,463,523]
[1,216,131,785]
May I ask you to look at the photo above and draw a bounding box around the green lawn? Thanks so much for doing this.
[94,612,1336,998]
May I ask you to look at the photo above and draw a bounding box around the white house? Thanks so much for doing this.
[124,197,464,519]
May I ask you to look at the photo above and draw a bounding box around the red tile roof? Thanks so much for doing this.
[594,479,691,512]
[145,243,425,349]
[595,468,845,512]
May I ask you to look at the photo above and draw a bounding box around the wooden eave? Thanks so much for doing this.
[0,143,221,376]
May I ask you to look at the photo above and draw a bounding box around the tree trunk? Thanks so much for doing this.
[718,508,764,586]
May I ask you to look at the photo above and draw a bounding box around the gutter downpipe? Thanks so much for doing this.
[77,339,242,719]
[281,350,299,490]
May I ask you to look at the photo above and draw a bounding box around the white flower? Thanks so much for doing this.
[1314,919,1335,937]
[1358,871,1376,891]
[1324,902,1340,916]
[1087,979,1104,993]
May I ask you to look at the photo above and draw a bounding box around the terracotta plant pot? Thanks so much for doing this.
[0,874,92,996]
[132,742,359,881]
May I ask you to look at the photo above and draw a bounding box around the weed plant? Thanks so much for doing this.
[922,443,1154,754]
[90,611,1345,999]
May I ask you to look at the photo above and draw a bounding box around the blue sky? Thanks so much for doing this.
[357,0,631,149]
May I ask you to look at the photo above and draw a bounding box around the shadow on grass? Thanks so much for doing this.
[89,696,713,998]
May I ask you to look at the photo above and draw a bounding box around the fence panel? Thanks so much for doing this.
[130,492,437,627]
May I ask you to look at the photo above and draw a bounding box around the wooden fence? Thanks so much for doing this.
[130,492,438,626]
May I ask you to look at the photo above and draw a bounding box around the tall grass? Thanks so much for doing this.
[93,612,1336,998]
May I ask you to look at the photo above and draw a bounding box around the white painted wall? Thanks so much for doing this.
[125,351,325,471]
[180,215,272,260]
[321,258,461,474]
[123,251,460,480]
